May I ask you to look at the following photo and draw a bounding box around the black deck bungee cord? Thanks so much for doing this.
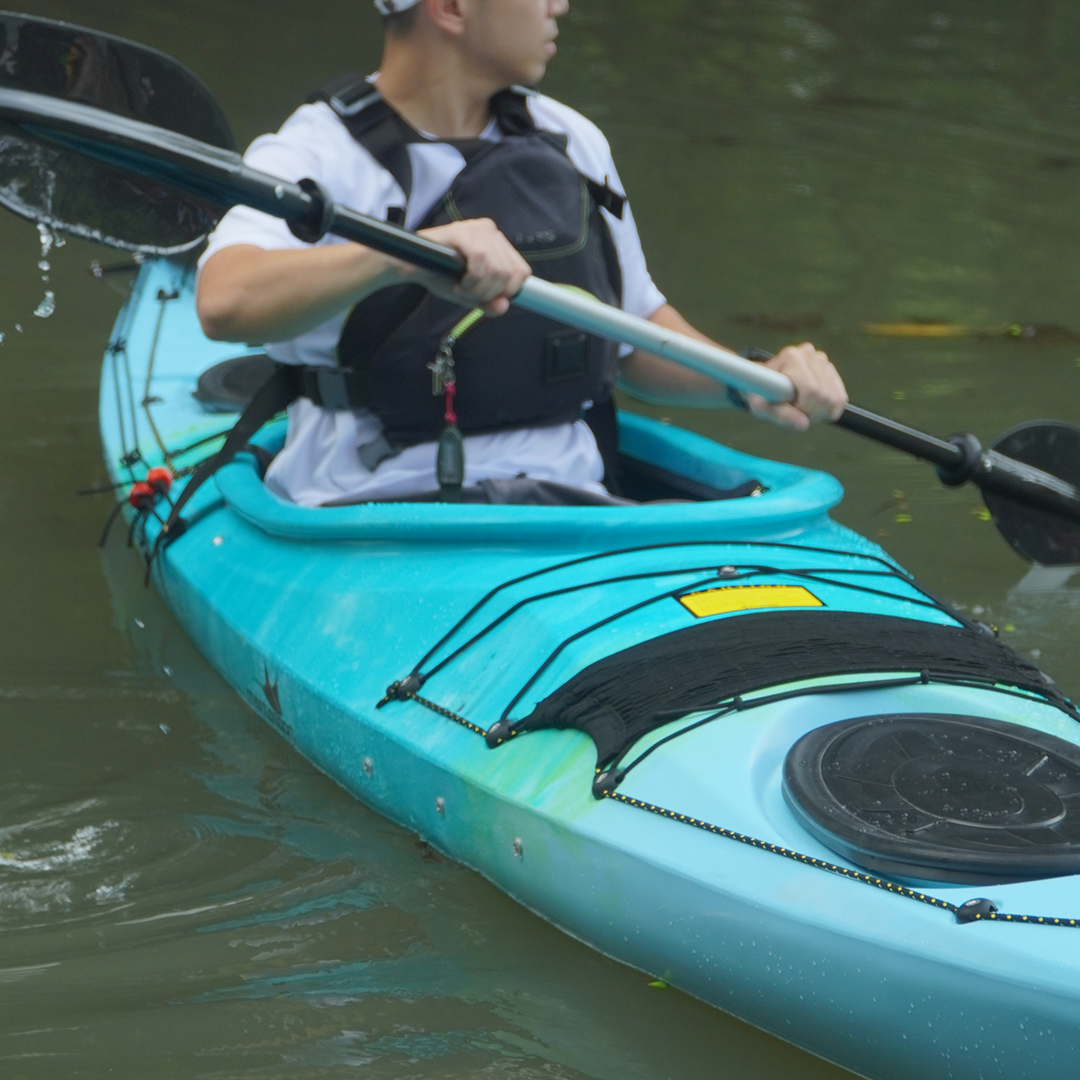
[494,565,959,727]
[383,540,970,707]
[381,668,1080,930]
[402,538,971,680]
[411,562,948,692]
[595,673,1070,791]
[604,791,1080,929]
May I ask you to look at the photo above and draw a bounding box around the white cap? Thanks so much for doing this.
[374,0,422,13]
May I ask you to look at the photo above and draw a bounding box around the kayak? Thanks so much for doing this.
[101,254,1080,1080]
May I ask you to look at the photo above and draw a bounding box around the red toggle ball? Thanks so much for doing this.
[146,466,173,494]
[128,481,155,509]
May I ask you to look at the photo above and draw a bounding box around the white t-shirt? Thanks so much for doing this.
[199,90,666,506]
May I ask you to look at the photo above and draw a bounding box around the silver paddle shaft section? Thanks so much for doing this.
[515,278,796,404]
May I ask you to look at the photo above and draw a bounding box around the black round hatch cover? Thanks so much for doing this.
[193,354,276,413]
[783,714,1080,884]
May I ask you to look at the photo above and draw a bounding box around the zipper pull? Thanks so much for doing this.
[428,337,455,396]
[437,380,464,502]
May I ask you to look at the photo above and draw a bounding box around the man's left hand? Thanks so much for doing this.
[746,343,848,432]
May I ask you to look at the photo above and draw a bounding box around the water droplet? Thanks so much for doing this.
[37,222,53,258]
[33,291,55,319]
[15,323,22,332]
[38,260,50,273]
[0,332,4,346]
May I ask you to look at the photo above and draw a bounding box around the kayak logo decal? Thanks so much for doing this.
[261,667,282,715]
[678,584,823,619]
[243,667,293,739]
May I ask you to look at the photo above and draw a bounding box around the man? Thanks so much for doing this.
[196,0,847,506]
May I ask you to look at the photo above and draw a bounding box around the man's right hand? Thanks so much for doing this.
[406,218,531,316]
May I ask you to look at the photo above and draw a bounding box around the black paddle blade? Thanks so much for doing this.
[983,422,1080,566]
[0,11,235,253]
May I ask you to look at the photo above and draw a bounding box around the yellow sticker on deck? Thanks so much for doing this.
[678,584,824,618]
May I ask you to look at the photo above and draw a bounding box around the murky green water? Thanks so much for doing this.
[3,1,1080,1076]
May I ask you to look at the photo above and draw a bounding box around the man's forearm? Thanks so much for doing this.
[196,243,403,344]
[616,303,734,408]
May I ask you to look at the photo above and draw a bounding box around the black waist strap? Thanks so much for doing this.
[149,363,302,571]
[296,365,364,410]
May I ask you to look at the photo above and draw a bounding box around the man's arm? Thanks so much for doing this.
[619,303,848,433]
[196,218,531,344]
[197,243,400,344]
[197,225,847,433]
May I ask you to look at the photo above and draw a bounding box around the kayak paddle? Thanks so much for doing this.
[2,11,1079,565]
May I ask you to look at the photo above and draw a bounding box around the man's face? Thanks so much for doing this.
[462,0,569,87]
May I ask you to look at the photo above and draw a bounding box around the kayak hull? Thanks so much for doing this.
[99,257,1080,1080]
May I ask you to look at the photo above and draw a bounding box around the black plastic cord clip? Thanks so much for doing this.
[377,673,424,709]
[485,720,515,748]
[955,897,998,924]
[592,769,626,799]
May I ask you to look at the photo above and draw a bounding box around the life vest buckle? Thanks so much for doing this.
[314,367,354,411]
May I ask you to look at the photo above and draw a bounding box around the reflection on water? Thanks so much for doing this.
[2,0,1080,1076]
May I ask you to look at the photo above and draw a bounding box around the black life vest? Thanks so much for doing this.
[309,75,627,446]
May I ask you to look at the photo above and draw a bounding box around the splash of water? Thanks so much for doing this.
[33,291,55,319]
[0,823,108,873]
[36,221,53,259]
[33,224,58,306]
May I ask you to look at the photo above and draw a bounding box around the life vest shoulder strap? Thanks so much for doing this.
[308,75,625,220]
[309,74,418,201]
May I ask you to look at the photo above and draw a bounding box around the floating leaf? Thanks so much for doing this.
[865,322,972,338]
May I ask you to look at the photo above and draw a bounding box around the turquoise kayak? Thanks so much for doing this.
[101,255,1080,1080]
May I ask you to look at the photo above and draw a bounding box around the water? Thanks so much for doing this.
[3,0,1080,1075]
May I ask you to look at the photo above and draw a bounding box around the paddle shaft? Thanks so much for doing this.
[5,89,793,402]
[838,406,1080,523]
[6,88,1080,523]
